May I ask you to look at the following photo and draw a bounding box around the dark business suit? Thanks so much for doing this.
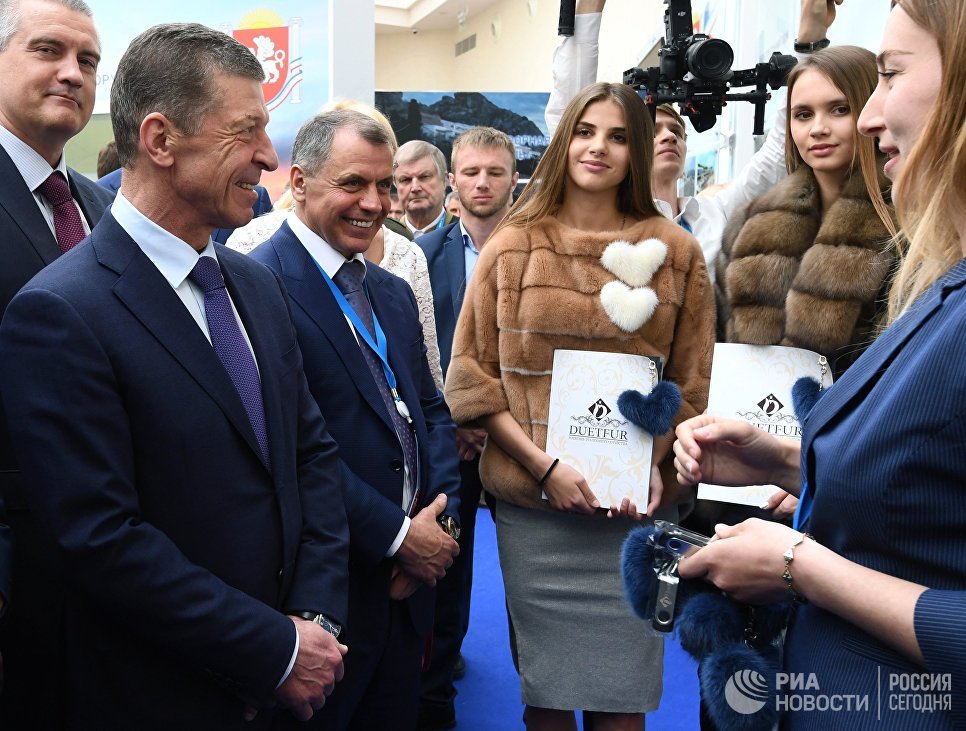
[0,143,114,728]
[0,212,348,729]
[782,258,966,730]
[251,221,461,730]
[415,221,487,718]
[97,168,273,243]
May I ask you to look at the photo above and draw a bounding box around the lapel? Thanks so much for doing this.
[271,222,397,434]
[441,224,468,322]
[0,145,61,266]
[805,283,946,442]
[68,168,111,227]
[93,214,268,470]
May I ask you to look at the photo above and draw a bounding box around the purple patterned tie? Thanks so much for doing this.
[36,172,86,253]
[333,260,418,511]
[189,257,270,466]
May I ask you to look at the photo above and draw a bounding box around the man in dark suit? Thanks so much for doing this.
[0,0,114,724]
[250,110,462,731]
[98,167,273,245]
[0,23,349,728]
[415,127,518,731]
[393,140,457,238]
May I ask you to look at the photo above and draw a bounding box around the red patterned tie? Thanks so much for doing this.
[37,172,86,253]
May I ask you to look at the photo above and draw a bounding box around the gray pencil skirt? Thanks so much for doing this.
[495,500,666,713]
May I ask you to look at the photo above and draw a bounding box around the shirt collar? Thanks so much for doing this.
[0,123,70,192]
[111,192,218,288]
[654,196,697,224]
[459,220,478,253]
[287,210,367,279]
[404,208,444,235]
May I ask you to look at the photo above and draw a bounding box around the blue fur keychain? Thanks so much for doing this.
[621,525,789,731]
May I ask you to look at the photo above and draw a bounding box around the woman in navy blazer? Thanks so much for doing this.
[673,1,966,728]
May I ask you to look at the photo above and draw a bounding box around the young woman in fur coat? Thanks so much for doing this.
[715,45,897,379]
[445,82,715,730]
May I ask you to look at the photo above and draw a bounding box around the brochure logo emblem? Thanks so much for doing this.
[756,393,784,416]
[588,398,612,420]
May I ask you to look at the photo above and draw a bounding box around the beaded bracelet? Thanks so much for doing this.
[537,458,560,486]
[782,531,814,605]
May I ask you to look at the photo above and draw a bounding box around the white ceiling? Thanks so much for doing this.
[376,0,504,34]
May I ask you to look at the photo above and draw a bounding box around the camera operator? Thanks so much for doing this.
[546,0,844,283]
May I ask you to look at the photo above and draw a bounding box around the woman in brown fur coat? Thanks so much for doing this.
[445,83,715,730]
[716,46,897,379]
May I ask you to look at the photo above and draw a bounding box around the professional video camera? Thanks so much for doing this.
[624,0,797,134]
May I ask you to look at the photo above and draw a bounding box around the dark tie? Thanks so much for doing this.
[333,260,418,510]
[189,257,270,466]
[36,172,86,253]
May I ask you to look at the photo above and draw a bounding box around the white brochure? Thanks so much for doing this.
[545,349,656,510]
[698,343,832,507]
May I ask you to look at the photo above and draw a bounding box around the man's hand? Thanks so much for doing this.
[762,488,800,520]
[274,616,348,721]
[799,0,843,42]
[394,494,459,586]
[388,562,422,600]
[455,427,486,461]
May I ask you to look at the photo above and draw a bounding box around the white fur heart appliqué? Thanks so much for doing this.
[600,238,668,288]
[600,281,658,332]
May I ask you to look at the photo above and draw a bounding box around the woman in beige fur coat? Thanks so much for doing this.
[716,46,897,379]
[445,83,715,730]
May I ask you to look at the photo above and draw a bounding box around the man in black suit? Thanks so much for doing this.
[0,0,114,725]
[251,110,462,731]
[0,23,349,728]
[393,140,457,238]
[415,127,518,731]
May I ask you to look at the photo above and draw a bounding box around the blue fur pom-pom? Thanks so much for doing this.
[676,590,746,660]
[700,643,780,731]
[617,381,682,436]
[792,376,824,421]
[621,526,659,619]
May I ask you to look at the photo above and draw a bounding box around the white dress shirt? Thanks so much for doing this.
[0,123,92,238]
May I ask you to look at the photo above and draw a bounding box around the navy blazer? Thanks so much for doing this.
[250,221,461,638]
[416,221,465,377]
[0,145,114,602]
[782,259,966,730]
[0,212,349,728]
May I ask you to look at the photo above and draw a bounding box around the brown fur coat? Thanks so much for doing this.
[444,216,715,510]
[715,164,895,376]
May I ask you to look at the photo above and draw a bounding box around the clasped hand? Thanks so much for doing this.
[391,493,459,599]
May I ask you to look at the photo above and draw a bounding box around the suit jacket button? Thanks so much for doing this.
[390,459,403,472]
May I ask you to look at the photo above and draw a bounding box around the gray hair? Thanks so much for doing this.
[394,139,447,180]
[110,23,263,167]
[292,109,394,177]
[0,0,94,51]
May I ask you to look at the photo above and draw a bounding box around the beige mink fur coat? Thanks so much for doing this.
[444,216,715,510]
[715,164,895,376]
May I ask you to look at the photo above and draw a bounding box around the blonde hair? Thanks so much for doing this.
[784,46,895,238]
[887,0,966,320]
[498,82,661,235]
[451,126,517,173]
[320,99,398,152]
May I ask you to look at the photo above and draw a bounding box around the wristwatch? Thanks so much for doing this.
[793,37,830,53]
[437,515,460,541]
[292,611,342,639]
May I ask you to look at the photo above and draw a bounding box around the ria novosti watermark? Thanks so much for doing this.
[724,669,953,719]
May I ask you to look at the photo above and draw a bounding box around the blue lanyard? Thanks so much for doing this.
[678,216,693,234]
[793,476,811,531]
[314,259,412,423]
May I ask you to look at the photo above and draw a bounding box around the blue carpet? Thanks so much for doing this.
[454,507,700,730]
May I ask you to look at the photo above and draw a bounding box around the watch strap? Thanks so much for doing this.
[793,37,830,53]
